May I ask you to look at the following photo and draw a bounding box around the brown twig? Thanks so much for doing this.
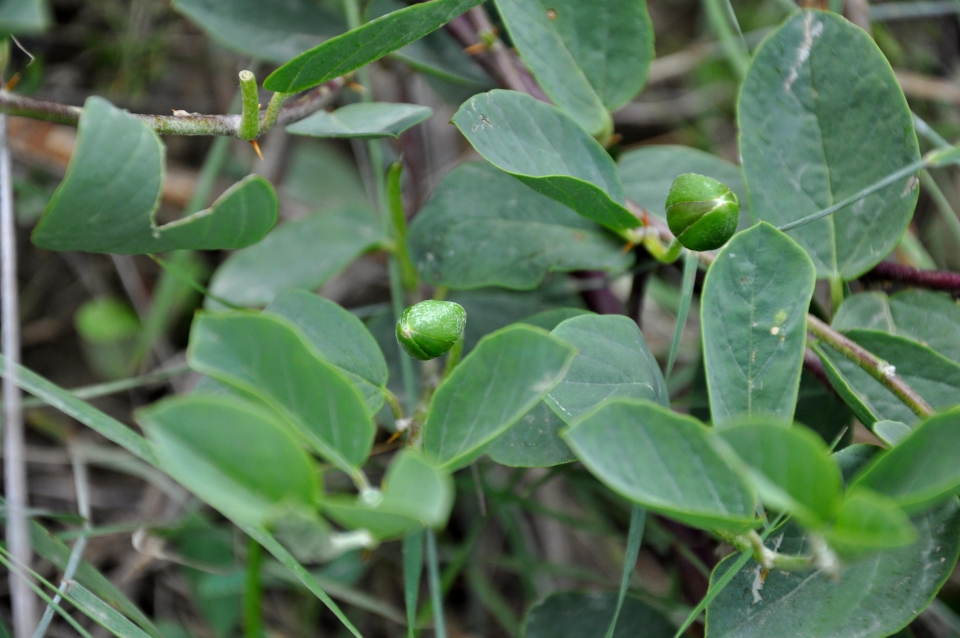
[0,78,345,137]
[861,261,960,295]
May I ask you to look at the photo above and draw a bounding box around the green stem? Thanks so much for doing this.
[260,91,290,133]
[387,161,420,291]
[404,530,424,638]
[441,334,464,381]
[807,315,934,418]
[779,157,929,232]
[426,528,447,638]
[344,0,418,413]
[702,0,750,78]
[238,70,260,141]
[828,275,844,316]
[383,388,405,421]
[243,538,264,638]
[15,364,190,409]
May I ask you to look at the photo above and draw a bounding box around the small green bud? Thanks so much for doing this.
[396,300,467,361]
[665,173,740,252]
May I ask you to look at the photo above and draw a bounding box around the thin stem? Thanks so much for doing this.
[807,315,934,418]
[466,8,529,94]
[702,0,750,78]
[403,530,424,638]
[386,162,419,291]
[244,538,264,638]
[237,70,260,141]
[383,388,405,421]
[260,91,290,133]
[147,254,244,310]
[14,364,190,409]
[32,448,92,638]
[425,528,447,638]
[1,112,35,638]
[0,78,344,137]
[779,158,928,232]
[344,0,418,412]
[861,261,960,294]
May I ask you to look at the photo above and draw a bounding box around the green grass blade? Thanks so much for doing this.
[666,250,698,383]
[605,505,646,638]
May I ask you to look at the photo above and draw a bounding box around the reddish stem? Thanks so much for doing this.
[861,261,960,295]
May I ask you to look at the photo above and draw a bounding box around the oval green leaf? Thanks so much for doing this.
[739,10,920,280]
[486,401,575,467]
[563,399,758,531]
[422,324,576,470]
[546,314,668,423]
[408,162,631,290]
[850,409,960,512]
[716,421,843,528]
[138,396,319,526]
[823,489,916,555]
[451,90,640,232]
[286,103,432,139]
[264,290,388,415]
[263,0,483,93]
[705,500,960,638]
[187,313,375,473]
[32,97,277,254]
[701,222,816,426]
[206,204,383,308]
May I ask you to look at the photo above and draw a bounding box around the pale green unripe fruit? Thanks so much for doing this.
[396,300,467,361]
[665,173,740,252]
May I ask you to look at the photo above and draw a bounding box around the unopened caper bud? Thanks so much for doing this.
[665,173,740,252]
[396,300,467,361]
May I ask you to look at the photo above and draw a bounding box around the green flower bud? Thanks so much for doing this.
[665,173,740,252]
[396,300,467,361]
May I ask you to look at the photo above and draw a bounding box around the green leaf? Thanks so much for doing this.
[187,313,375,472]
[75,298,140,343]
[286,103,433,139]
[701,223,816,426]
[264,290,388,415]
[263,0,483,93]
[491,0,609,136]
[0,0,49,35]
[524,592,674,638]
[32,98,277,255]
[322,451,453,540]
[451,90,639,232]
[422,324,576,469]
[815,329,960,426]
[823,489,916,555]
[874,420,911,447]
[564,399,758,531]
[408,162,631,290]
[206,204,383,308]
[618,145,749,223]
[546,314,668,423]
[486,401,576,467]
[850,409,960,511]
[138,396,319,526]
[172,0,343,63]
[705,500,960,638]
[794,369,854,447]
[738,10,920,280]
[715,421,843,528]
[834,290,960,363]
[66,584,155,638]
[0,357,362,638]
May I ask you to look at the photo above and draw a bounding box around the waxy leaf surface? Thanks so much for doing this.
[207,204,383,308]
[188,313,375,473]
[701,223,816,426]
[287,103,432,139]
[264,0,483,93]
[452,90,639,232]
[408,163,631,290]
[524,592,674,638]
[739,10,920,279]
[422,325,575,469]
[564,399,758,531]
[33,97,277,254]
